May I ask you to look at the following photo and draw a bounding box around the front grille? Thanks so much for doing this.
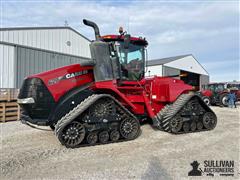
[18,78,55,119]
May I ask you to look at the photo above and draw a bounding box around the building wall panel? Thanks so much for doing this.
[145,65,163,76]
[0,44,15,88]
[164,56,209,76]
[200,75,209,90]
[163,66,180,78]
[0,28,91,58]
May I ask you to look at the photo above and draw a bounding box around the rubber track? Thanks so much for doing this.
[54,94,140,147]
[154,93,217,134]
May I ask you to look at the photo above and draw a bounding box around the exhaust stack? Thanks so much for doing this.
[83,19,101,41]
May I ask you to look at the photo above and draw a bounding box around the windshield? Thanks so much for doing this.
[116,42,145,81]
[205,84,225,92]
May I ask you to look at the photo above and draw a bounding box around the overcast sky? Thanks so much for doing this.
[1,0,239,82]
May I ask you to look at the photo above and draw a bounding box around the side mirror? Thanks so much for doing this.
[124,34,131,49]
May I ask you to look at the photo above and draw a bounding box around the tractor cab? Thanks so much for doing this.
[101,35,148,82]
[83,19,147,84]
[203,83,226,93]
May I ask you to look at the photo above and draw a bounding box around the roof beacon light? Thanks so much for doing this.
[119,26,124,35]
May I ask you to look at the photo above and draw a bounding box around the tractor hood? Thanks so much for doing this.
[24,63,94,102]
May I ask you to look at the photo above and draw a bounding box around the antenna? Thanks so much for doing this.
[64,20,68,27]
[127,17,130,33]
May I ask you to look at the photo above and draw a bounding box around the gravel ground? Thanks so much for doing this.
[0,106,239,180]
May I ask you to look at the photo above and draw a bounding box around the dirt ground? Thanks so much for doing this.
[0,106,239,180]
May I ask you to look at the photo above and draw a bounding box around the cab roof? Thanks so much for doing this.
[101,34,148,46]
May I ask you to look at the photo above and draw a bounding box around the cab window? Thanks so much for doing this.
[116,42,145,81]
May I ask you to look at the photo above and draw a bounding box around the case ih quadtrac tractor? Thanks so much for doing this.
[18,19,217,148]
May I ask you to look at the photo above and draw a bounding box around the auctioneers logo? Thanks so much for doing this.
[188,160,235,177]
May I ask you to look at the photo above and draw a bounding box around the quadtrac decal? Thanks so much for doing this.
[48,70,89,85]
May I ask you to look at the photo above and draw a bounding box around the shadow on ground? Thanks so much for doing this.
[142,156,172,180]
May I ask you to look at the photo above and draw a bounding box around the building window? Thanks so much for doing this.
[66,41,71,46]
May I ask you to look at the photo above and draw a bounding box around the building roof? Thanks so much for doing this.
[147,54,191,66]
[0,26,91,42]
[147,54,209,76]
[209,81,240,85]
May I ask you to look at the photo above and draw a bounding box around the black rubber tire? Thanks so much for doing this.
[202,96,211,106]
[220,94,228,107]
[99,131,109,143]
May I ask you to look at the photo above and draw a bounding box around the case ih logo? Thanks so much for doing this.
[48,70,88,85]
[188,160,234,177]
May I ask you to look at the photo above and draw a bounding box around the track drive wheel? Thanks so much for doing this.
[89,98,115,118]
[202,112,217,130]
[120,117,140,140]
[58,121,85,148]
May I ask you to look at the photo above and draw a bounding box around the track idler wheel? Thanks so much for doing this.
[169,115,183,133]
[183,122,190,133]
[190,121,197,131]
[99,131,109,143]
[58,121,85,148]
[197,121,203,130]
[110,130,120,142]
[202,112,217,130]
[120,118,140,140]
[87,132,98,145]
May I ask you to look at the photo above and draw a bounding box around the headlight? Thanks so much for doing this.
[17,97,35,104]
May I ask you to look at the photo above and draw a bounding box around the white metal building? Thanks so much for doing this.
[0,26,91,88]
[146,54,209,90]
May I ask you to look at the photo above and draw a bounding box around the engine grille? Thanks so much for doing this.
[18,78,55,119]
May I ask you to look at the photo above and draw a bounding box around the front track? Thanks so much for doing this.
[54,94,141,148]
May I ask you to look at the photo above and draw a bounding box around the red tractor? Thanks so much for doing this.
[18,19,217,148]
[200,82,240,106]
